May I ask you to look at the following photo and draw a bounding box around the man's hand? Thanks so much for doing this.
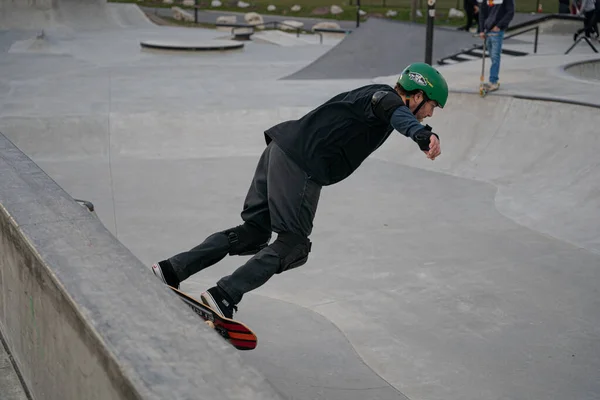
[414,128,441,160]
[479,31,486,39]
[424,134,441,160]
[491,26,500,31]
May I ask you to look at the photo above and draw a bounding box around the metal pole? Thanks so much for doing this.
[356,0,361,27]
[425,0,436,64]
[534,26,539,53]
[194,0,198,24]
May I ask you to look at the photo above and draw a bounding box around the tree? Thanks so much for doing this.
[410,0,419,21]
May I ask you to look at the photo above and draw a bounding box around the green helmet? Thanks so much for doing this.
[397,63,449,108]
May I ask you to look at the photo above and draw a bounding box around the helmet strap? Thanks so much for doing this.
[413,98,427,115]
[410,91,429,116]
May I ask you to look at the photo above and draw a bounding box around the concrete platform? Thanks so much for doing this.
[1,1,600,399]
[140,39,244,51]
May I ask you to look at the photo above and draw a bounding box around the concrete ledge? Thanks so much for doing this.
[448,88,600,109]
[140,39,244,51]
[0,132,282,400]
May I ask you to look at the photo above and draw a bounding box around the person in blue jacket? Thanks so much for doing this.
[478,0,515,92]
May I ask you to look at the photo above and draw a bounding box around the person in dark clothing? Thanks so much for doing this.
[460,0,480,31]
[559,0,571,14]
[151,63,449,319]
[573,0,597,41]
[574,0,598,39]
[594,0,600,38]
[478,0,515,92]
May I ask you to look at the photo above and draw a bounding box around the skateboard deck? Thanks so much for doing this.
[168,286,257,350]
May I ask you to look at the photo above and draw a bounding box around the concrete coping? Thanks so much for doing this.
[0,131,282,400]
[561,57,600,82]
[140,39,244,51]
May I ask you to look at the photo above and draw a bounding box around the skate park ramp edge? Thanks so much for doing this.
[563,57,600,82]
[0,132,283,400]
[283,17,481,80]
[0,1,155,31]
[366,85,600,256]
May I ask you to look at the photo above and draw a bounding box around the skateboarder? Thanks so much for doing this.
[152,62,449,319]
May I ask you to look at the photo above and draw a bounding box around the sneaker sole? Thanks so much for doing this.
[201,291,230,319]
[151,263,167,284]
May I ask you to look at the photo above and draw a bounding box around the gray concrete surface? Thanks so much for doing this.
[383,52,600,106]
[284,17,483,79]
[0,335,29,400]
[1,0,600,399]
[285,15,596,79]
[563,57,600,81]
[0,132,284,400]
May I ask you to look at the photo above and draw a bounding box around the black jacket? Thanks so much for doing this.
[264,84,397,186]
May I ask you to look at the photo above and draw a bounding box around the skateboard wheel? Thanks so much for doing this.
[205,320,215,329]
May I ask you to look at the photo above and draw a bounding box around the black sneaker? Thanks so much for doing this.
[151,260,180,289]
[201,286,237,319]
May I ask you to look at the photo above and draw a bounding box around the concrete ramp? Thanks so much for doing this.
[0,0,153,31]
[368,89,600,255]
[284,18,480,79]
[0,132,283,400]
[1,2,600,396]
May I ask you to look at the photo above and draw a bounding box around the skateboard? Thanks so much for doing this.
[168,286,257,350]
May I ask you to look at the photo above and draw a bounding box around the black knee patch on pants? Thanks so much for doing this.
[270,232,312,274]
[221,223,271,256]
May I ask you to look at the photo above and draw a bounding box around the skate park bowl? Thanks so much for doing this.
[1,1,600,399]
[563,58,600,81]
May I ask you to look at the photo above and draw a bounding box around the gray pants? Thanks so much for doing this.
[169,142,322,304]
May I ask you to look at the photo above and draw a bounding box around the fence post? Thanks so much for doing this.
[425,0,436,64]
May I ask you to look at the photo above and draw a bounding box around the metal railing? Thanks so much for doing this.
[437,39,530,65]
[565,36,599,54]
[214,21,353,42]
[215,21,306,38]
[506,25,540,53]
[313,27,353,44]
[437,13,587,65]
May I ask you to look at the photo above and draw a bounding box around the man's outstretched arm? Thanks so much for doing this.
[391,107,441,160]
[371,90,441,160]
